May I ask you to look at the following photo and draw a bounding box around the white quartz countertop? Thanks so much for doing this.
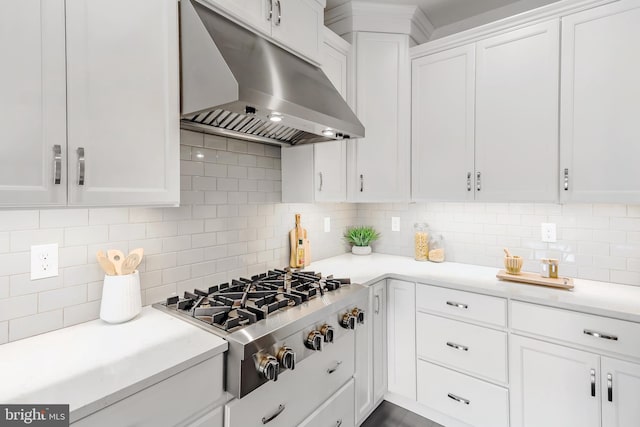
[308,253,640,323]
[0,307,227,422]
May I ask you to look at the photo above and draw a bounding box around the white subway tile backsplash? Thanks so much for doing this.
[9,310,63,341]
[162,265,191,285]
[204,134,226,150]
[39,285,87,312]
[0,211,39,232]
[144,283,177,305]
[193,176,217,191]
[146,222,178,238]
[0,277,8,299]
[59,246,88,268]
[10,229,64,252]
[0,232,9,254]
[9,274,61,297]
[65,226,109,246]
[145,253,177,272]
[0,322,7,344]
[63,300,100,327]
[63,264,103,287]
[109,223,146,242]
[89,208,130,225]
[41,209,88,228]
[191,233,217,249]
[0,294,37,322]
[162,236,191,252]
[0,253,30,276]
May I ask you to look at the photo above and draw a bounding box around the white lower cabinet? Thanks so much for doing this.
[299,379,355,427]
[372,281,387,405]
[72,355,224,427]
[417,360,509,427]
[387,279,416,400]
[601,357,640,427]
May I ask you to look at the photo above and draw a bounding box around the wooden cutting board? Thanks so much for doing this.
[496,270,574,290]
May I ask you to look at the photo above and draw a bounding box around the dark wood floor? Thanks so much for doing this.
[361,401,443,427]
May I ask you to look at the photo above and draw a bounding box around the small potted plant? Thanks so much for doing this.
[344,225,380,255]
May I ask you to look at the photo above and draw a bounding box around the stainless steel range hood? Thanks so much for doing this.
[180,0,365,146]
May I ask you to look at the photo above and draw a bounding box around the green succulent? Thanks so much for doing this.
[344,226,381,247]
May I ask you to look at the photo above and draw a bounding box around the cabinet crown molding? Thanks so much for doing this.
[325,1,433,44]
[410,0,616,57]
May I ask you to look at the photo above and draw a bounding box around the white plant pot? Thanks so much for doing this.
[100,271,142,324]
[351,245,372,256]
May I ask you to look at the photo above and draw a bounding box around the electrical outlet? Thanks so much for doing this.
[324,217,331,233]
[30,243,59,280]
[391,217,400,232]
[541,223,557,243]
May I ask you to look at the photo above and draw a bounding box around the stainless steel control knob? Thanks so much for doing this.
[351,307,365,324]
[258,355,279,381]
[320,324,335,343]
[340,313,356,330]
[277,346,296,370]
[305,331,323,351]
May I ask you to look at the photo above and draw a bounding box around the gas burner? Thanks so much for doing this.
[164,269,351,332]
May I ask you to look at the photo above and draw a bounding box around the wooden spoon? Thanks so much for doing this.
[107,249,126,275]
[96,250,116,276]
[503,248,512,258]
[128,248,144,270]
[121,253,141,275]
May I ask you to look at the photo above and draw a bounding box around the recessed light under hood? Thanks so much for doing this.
[180,0,365,146]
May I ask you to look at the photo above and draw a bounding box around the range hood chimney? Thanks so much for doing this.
[180,0,365,146]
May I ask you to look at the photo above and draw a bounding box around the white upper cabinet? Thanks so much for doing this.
[0,0,67,207]
[475,20,560,202]
[412,44,475,201]
[351,32,411,202]
[207,0,324,63]
[281,29,349,203]
[65,0,180,206]
[560,0,640,203]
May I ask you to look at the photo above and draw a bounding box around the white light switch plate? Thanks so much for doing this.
[391,217,400,232]
[324,217,331,233]
[541,223,557,243]
[31,243,59,280]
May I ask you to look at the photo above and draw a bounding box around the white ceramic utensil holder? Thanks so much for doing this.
[100,271,142,324]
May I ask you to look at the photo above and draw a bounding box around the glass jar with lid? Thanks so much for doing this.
[414,223,429,261]
[428,234,445,262]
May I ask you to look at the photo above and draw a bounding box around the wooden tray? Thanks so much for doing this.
[496,270,574,290]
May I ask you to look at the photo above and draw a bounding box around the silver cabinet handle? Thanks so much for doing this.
[590,369,596,397]
[607,373,613,402]
[446,301,468,309]
[318,172,323,192]
[467,172,471,192]
[476,171,481,192]
[77,147,85,186]
[266,0,272,21]
[447,393,470,405]
[262,404,285,424]
[327,361,342,374]
[336,420,342,427]
[53,145,62,185]
[274,0,281,25]
[446,341,469,352]
[564,168,569,191]
[360,174,364,192]
[375,294,380,314]
[583,329,618,341]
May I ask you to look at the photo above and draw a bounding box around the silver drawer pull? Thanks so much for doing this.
[327,361,342,374]
[360,174,364,192]
[607,373,613,402]
[466,172,471,192]
[275,0,281,25]
[583,329,618,341]
[336,420,342,427]
[77,147,85,186]
[447,393,470,405]
[590,369,596,397]
[446,342,469,352]
[53,145,62,185]
[319,172,323,191]
[446,301,468,309]
[375,294,380,314]
[266,0,272,21]
[262,404,285,424]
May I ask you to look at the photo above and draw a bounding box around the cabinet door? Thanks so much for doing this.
[387,279,416,400]
[560,0,640,203]
[510,335,600,427]
[271,0,323,63]
[66,0,180,207]
[601,357,640,427]
[475,20,560,202]
[0,0,67,207]
[372,280,387,404]
[204,0,271,35]
[354,287,374,424]
[351,33,411,202]
[412,44,475,201]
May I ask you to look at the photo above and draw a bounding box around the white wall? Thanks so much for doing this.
[357,202,640,286]
[0,130,356,344]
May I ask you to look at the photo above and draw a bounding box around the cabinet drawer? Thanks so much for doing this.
[73,355,223,427]
[417,313,507,383]
[417,360,509,427]
[225,333,355,427]
[299,379,355,427]
[417,284,506,327]
[511,301,640,359]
